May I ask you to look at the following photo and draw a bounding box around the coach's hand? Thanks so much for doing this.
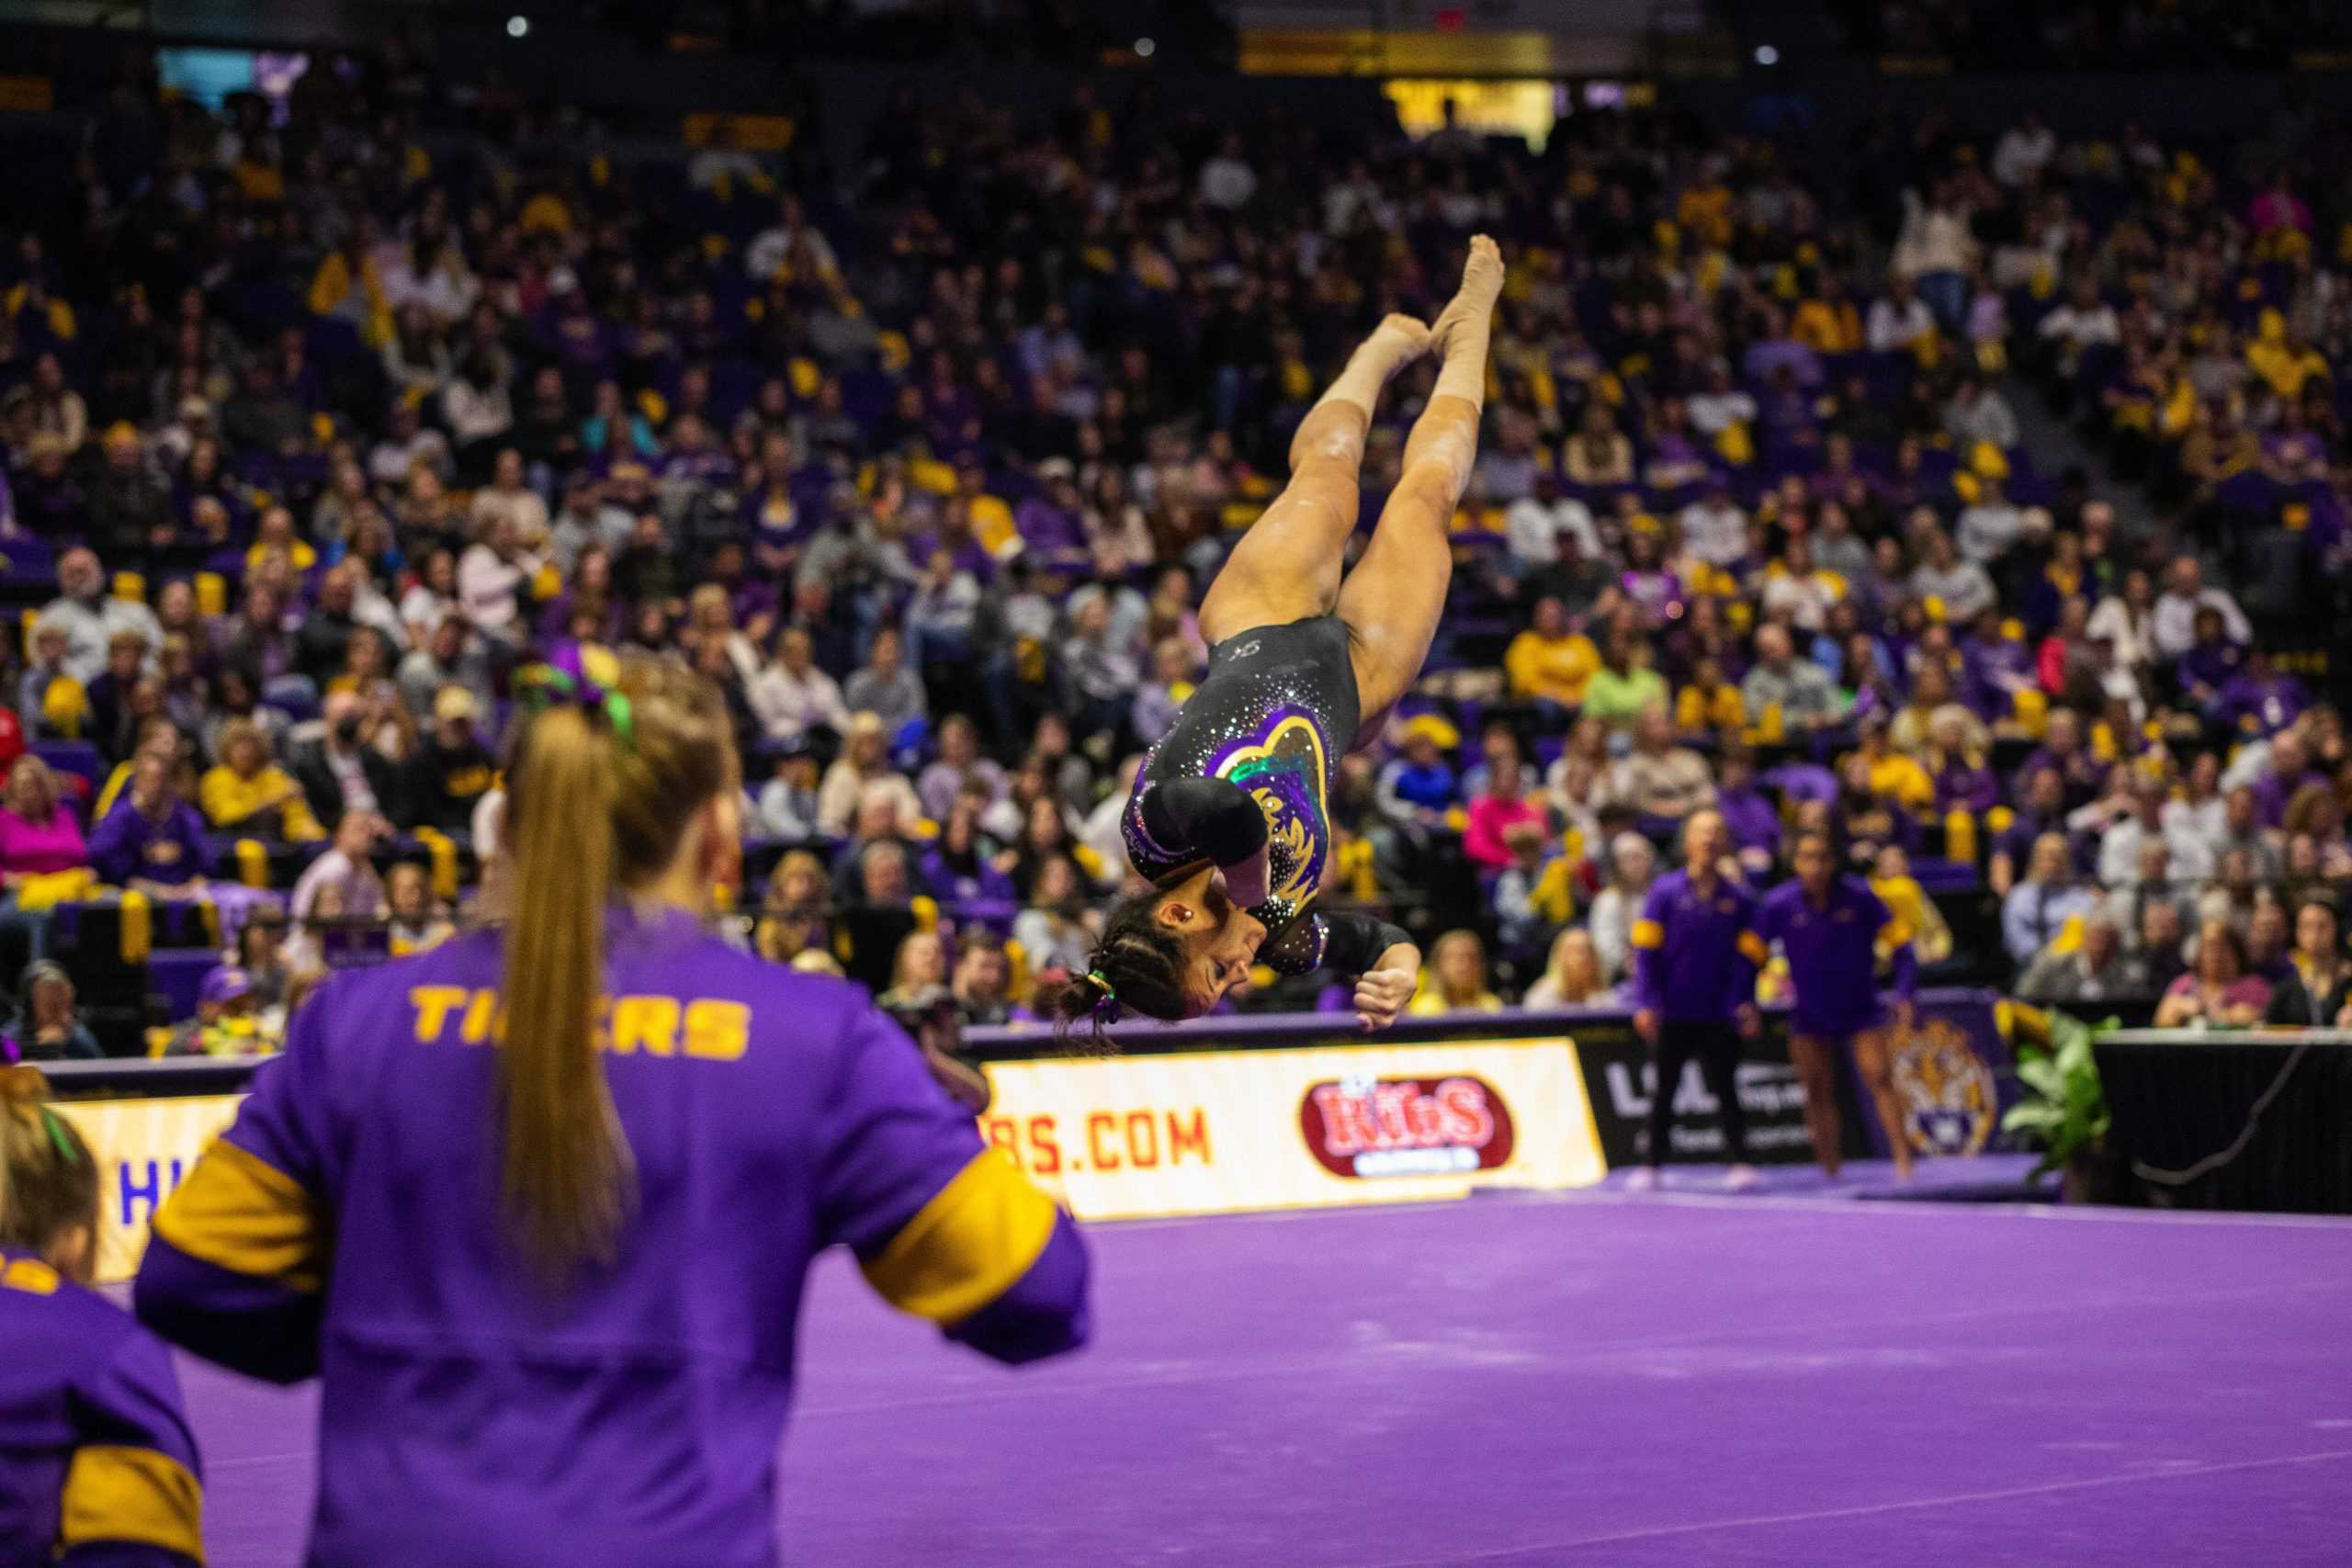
[1735,1003,1761,1039]
[1634,1008,1658,1044]
[1354,965,1417,1032]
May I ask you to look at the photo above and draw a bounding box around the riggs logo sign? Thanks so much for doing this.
[1299,1076,1515,1179]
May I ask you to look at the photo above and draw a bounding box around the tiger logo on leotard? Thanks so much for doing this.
[1207,710,1331,909]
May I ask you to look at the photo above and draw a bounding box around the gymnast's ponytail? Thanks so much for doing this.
[0,1065,100,1283]
[501,650,734,1281]
[1051,888,1193,1051]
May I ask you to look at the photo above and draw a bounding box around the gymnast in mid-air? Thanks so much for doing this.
[1062,237,1505,1037]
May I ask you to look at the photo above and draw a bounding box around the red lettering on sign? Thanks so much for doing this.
[1168,1108,1211,1164]
[1125,1111,1159,1168]
[1298,1076,1518,1179]
[1437,1078,1496,1145]
[1025,1116,1061,1175]
[1087,1111,1122,1171]
[1311,1085,1384,1152]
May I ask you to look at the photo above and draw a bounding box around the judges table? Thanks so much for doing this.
[2095,1029,2352,1215]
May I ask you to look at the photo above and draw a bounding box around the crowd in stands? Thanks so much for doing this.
[1836,0,2352,68]
[2,40,2351,1059]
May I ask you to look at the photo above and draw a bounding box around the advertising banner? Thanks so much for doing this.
[979,1040,1604,1220]
[1568,1014,1861,1170]
[50,1094,245,1284]
[1569,990,2014,1170]
[47,1040,1603,1280]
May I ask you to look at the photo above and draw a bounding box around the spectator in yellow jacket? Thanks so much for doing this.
[1503,596,1600,708]
[1791,277,1864,354]
[1675,656,1747,738]
[1408,930,1507,1015]
[1851,713,1935,812]
[199,718,326,842]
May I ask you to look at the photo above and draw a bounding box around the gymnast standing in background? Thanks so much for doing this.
[1756,829,1919,1180]
[134,652,1090,1567]
[1065,238,1507,1035]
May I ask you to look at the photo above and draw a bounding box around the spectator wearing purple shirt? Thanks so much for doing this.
[1929,734,2001,816]
[659,415,739,491]
[920,797,1018,908]
[1958,606,2035,721]
[707,540,781,637]
[2017,708,2109,811]
[744,446,812,572]
[541,284,616,378]
[2174,604,2245,712]
[1989,766,2073,897]
[917,715,1009,823]
[909,497,1001,587]
[1740,306,1824,388]
[2212,648,2305,737]
[1755,364,1819,448]
[89,751,210,896]
[2250,729,2324,827]
[218,581,300,691]
[1714,745,1781,876]
[1013,459,1091,572]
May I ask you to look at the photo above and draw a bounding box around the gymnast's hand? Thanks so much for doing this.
[1353,961,1418,1032]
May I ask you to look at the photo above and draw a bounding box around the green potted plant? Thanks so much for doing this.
[2001,1012,2119,1203]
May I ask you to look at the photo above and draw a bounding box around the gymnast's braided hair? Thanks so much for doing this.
[1050,887,1193,1051]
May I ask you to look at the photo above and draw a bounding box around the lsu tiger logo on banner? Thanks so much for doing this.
[1300,1075,1516,1179]
[1890,1014,2000,1157]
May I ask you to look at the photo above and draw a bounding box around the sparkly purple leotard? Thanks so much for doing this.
[1122,616,1406,976]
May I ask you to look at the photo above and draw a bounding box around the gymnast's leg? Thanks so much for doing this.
[1194,314,1430,647]
[1337,235,1504,748]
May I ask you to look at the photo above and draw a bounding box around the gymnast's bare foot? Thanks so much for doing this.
[1429,235,1505,357]
[1291,314,1432,468]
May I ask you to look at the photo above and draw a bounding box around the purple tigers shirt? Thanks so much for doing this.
[134,908,1088,1567]
[1631,870,1765,1023]
[0,1246,203,1566]
[1755,875,1917,1039]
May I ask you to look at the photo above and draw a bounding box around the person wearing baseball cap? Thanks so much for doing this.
[401,685,498,835]
[164,965,266,1057]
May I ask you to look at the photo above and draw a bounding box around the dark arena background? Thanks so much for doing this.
[7,0,2352,1562]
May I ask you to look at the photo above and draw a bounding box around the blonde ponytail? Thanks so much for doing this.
[500,705,633,1278]
[497,654,737,1282]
